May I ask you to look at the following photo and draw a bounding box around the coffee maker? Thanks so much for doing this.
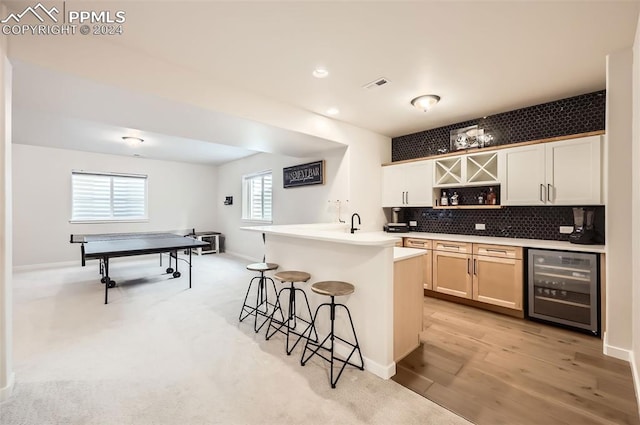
[384,207,408,233]
[569,207,596,244]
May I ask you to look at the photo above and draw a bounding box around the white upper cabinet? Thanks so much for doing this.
[501,135,602,206]
[382,160,433,207]
[434,151,500,187]
[545,137,602,205]
[501,144,547,205]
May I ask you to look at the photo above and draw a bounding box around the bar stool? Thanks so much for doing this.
[239,263,281,333]
[300,281,364,388]
[265,270,318,355]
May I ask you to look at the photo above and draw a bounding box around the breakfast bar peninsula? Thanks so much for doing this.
[241,223,425,379]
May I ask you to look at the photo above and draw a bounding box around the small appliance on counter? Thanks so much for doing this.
[569,207,596,244]
[384,207,408,233]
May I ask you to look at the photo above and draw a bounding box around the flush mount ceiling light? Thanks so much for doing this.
[410,94,441,112]
[326,107,340,116]
[122,136,144,144]
[312,67,329,78]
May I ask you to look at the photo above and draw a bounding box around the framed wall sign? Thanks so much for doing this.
[283,160,325,188]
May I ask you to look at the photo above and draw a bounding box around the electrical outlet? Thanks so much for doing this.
[475,223,486,230]
[559,226,574,234]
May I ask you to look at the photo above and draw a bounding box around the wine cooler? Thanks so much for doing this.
[527,249,599,336]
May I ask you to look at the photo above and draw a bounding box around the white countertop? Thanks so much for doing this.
[240,223,401,247]
[393,247,426,261]
[240,223,605,253]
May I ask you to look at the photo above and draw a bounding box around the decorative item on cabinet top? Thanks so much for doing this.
[450,125,494,152]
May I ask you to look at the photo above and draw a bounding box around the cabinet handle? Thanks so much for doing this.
[540,184,544,202]
[547,184,552,202]
[406,191,409,204]
[473,259,477,275]
[486,249,508,254]
[442,244,460,250]
[467,258,471,274]
[403,191,406,205]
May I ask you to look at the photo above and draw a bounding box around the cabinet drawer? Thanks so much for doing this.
[404,238,432,249]
[433,240,472,254]
[474,243,522,259]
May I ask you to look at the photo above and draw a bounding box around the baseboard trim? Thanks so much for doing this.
[333,342,395,379]
[224,250,260,263]
[630,351,640,414]
[0,372,15,402]
[603,331,631,361]
[13,260,79,272]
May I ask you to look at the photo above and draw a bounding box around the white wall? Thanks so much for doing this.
[0,15,14,401]
[217,148,348,261]
[12,144,218,267]
[632,11,640,408]
[605,50,633,360]
[216,119,391,262]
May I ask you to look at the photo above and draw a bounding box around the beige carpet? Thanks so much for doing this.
[1,253,471,425]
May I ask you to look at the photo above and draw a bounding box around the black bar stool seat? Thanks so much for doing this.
[239,262,280,333]
[266,270,318,355]
[301,280,364,388]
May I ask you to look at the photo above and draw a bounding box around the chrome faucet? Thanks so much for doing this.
[350,213,361,234]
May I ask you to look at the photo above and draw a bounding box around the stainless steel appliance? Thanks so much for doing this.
[527,249,599,336]
[384,207,408,233]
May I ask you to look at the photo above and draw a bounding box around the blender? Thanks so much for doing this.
[569,207,596,244]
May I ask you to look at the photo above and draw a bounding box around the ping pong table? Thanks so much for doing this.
[71,232,209,304]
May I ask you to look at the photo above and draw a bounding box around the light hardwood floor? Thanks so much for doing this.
[392,296,640,425]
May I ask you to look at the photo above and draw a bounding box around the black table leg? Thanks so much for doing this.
[104,257,110,304]
[189,248,192,289]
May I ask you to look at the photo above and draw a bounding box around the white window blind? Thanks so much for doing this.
[71,171,148,221]
[242,171,272,222]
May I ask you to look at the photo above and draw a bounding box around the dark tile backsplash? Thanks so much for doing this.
[392,90,606,162]
[398,206,605,244]
[390,91,606,243]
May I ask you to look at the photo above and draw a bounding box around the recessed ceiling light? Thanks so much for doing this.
[312,68,329,78]
[122,136,144,144]
[326,107,340,115]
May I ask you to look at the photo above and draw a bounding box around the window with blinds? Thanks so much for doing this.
[242,171,272,222]
[71,171,148,222]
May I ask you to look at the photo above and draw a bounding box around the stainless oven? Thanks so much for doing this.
[527,249,599,336]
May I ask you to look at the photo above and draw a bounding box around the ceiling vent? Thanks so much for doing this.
[363,77,390,89]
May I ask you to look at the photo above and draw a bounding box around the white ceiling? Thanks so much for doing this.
[6,1,640,164]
